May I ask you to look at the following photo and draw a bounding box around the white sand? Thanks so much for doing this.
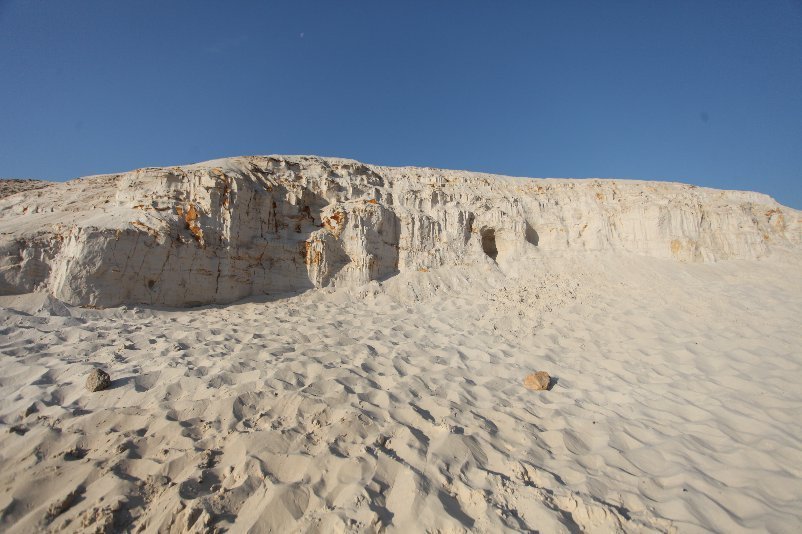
[1,251,800,532]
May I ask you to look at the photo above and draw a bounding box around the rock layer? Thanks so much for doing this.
[0,155,799,307]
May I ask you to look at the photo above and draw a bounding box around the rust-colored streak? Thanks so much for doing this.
[304,239,323,265]
[212,168,232,209]
[322,211,346,238]
[185,204,198,223]
[765,208,785,230]
[180,203,205,247]
[130,221,160,239]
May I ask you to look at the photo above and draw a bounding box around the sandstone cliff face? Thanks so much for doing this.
[0,156,799,307]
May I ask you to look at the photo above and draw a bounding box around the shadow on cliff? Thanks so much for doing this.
[525,221,539,246]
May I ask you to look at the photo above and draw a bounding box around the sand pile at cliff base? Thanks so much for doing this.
[1,252,801,533]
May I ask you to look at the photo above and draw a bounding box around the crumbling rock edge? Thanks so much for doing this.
[1,155,800,307]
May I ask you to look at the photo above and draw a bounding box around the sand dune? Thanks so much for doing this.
[1,158,801,532]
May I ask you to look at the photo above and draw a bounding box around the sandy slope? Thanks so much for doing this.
[0,179,52,199]
[1,251,800,533]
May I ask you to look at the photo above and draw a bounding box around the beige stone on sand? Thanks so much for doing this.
[524,371,551,391]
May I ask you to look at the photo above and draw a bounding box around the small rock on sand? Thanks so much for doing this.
[523,371,551,391]
[85,368,111,392]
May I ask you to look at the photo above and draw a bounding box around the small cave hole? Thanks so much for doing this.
[525,221,539,246]
[481,228,498,261]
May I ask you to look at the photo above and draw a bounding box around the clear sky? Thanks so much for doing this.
[1,1,801,208]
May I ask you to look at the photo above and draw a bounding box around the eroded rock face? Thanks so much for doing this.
[0,155,800,307]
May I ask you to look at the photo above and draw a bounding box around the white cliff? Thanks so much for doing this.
[0,155,799,307]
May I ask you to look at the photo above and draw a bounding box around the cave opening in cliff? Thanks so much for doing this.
[481,228,498,261]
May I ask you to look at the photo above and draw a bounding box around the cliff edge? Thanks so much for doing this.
[1,155,799,307]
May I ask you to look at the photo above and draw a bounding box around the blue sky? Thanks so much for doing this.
[1,1,801,208]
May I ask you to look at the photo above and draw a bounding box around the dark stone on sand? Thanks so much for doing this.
[86,368,111,392]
